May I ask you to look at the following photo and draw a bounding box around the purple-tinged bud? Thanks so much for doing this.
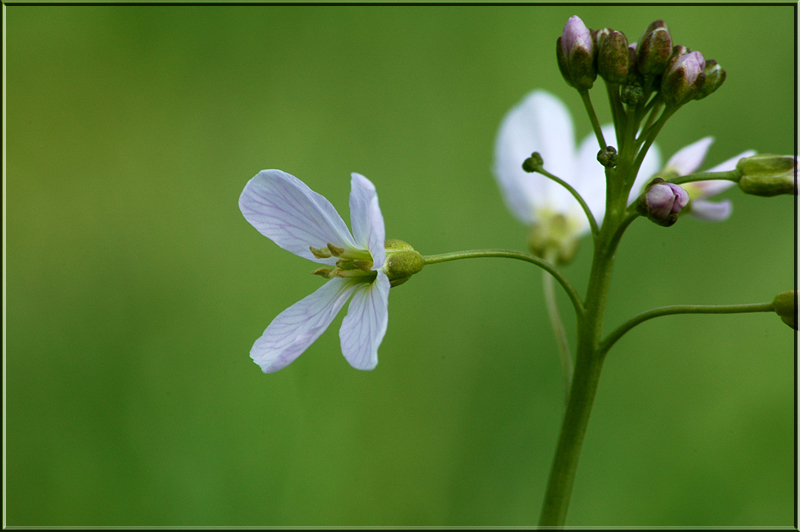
[557,16,597,91]
[693,59,726,100]
[773,290,797,329]
[736,154,798,196]
[636,178,690,226]
[637,20,673,76]
[661,50,706,107]
[597,30,630,83]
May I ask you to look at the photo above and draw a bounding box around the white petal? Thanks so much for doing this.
[665,137,713,175]
[628,142,663,204]
[688,199,732,221]
[349,173,386,269]
[339,272,390,371]
[251,277,361,373]
[492,90,577,225]
[705,150,756,173]
[239,170,358,264]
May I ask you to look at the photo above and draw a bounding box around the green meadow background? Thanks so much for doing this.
[6,4,795,527]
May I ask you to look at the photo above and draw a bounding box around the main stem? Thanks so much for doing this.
[538,217,618,526]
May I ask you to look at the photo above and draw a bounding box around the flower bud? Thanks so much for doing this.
[693,59,726,100]
[597,146,617,168]
[383,239,424,287]
[772,289,797,330]
[597,29,630,83]
[661,50,706,107]
[620,81,644,105]
[636,178,689,226]
[736,155,798,196]
[557,16,597,91]
[636,20,673,76]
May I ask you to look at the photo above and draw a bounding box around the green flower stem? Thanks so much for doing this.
[632,107,676,183]
[605,83,625,147]
[543,249,573,406]
[536,167,600,237]
[539,215,620,527]
[422,250,583,317]
[598,301,775,357]
[669,170,741,186]
[580,90,607,150]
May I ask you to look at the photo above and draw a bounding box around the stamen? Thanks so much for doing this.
[353,260,374,272]
[309,246,332,259]
[311,267,334,278]
[327,243,345,257]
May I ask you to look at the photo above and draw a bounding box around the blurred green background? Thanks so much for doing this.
[6,4,795,527]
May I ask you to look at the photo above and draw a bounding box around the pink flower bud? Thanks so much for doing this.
[556,16,597,91]
[661,50,706,106]
[637,178,689,226]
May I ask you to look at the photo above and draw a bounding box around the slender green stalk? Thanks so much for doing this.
[536,166,599,236]
[669,170,740,186]
[543,251,573,406]
[539,218,620,527]
[580,90,607,150]
[422,250,584,317]
[598,301,774,357]
[605,82,624,148]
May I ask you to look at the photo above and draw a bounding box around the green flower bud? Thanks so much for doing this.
[522,152,545,173]
[637,20,673,76]
[383,239,424,287]
[773,289,797,330]
[736,155,798,196]
[620,80,644,105]
[693,59,726,100]
[597,29,630,84]
[597,146,618,168]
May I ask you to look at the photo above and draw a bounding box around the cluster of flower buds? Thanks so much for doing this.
[557,16,726,107]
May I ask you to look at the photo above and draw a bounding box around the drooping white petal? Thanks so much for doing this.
[239,170,358,264]
[349,173,386,269]
[251,278,361,373]
[339,272,390,371]
[493,90,577,224]
[628,142,663,204]
[664,137,713,175]
[688,199,732,221]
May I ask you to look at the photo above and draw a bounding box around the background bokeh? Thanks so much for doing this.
[6,4,795,527]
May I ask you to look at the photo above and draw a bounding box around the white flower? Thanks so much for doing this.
[239,170,389,373]
[492,90,662,242]
[659,137,755,221]
[492,90,754,236]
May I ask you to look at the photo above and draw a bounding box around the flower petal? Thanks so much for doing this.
[493,90,577,225]
[239,170,358,264]
[349,173,386,269]
[688,199,732,221]
[251,277,361,373]
[339,271,390,371]
[665,137,713,175]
